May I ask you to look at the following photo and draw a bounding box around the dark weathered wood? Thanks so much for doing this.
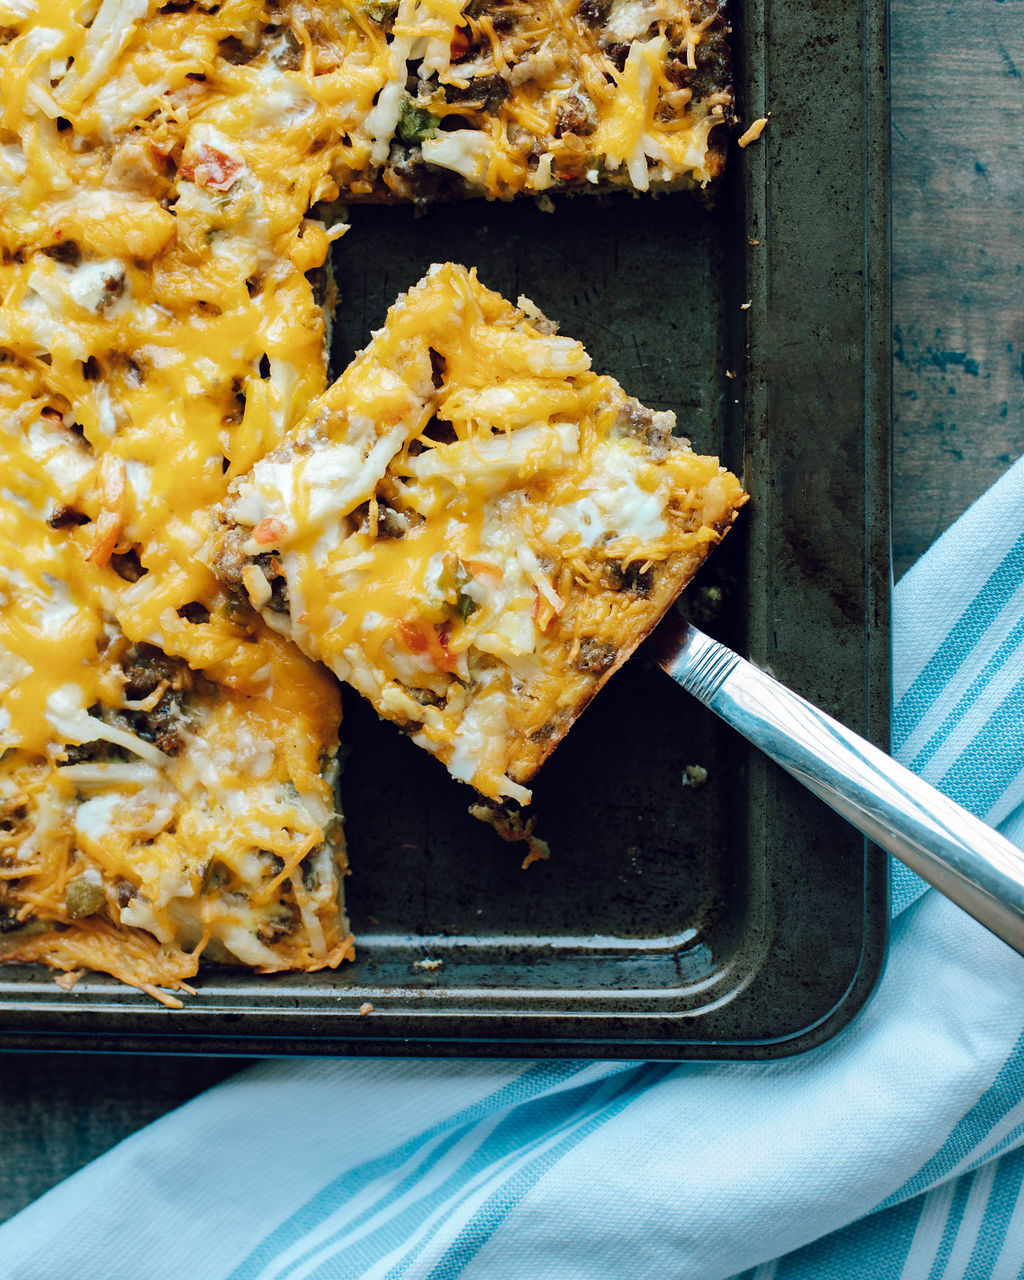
[0,1054,251,1221]
[1,0,1021,1228]
[891,0,1024,577]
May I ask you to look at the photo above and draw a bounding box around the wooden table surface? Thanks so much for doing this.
[1,0,1022,1227]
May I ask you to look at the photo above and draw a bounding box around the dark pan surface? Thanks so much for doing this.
[0,0,890,1058]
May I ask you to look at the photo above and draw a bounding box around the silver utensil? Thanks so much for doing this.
[651,614,1024,957]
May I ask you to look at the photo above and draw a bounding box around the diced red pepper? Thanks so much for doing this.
[86,510,122,567]
[179,143,243,192]
[462,558,503,584]
[436,621,456,669]
[450,26,471,61]
[554,160,587,183]
[147,138,174,166]
[396,619,459,671]
[252,516,287,546]
[396,619,429,655]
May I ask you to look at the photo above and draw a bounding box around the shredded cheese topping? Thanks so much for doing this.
[0,0,735,997]
[210,264,747,804]
[0,1,357,1000]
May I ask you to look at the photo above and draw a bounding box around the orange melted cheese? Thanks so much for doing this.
[212,264,746,803]
[0,1,355,1000]
[395,0,731,197]
[0,0,734,996]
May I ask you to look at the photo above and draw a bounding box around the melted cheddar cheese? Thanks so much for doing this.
[371,0,734,198]
[0,0,356,1001]
[0,0,734,997]
[209,264,747,804]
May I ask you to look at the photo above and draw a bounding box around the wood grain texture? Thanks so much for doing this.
[0,0,1022,1227]
[891,0,1024,576]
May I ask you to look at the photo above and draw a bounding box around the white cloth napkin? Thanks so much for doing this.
[2,458,1024,1280]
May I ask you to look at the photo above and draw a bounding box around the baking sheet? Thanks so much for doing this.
[0,0,891,1058]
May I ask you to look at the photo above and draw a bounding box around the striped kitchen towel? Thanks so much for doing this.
[1,456,1023,1280]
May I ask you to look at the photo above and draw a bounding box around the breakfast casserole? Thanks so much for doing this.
[0,0,357,1001]
[207,263,747,806]
[0,0,738,997]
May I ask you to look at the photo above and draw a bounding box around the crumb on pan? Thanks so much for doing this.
[737,117,770,148]
[54,969,87,992]
[520,841,551,871]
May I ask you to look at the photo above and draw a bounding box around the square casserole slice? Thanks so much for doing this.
[358,0,735,200]
[207,263,747,805]
[0,392,351,1005]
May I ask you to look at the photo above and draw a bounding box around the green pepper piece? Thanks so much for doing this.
[397,96,440,144]
[65,875,106,919]
[365,0,399,21]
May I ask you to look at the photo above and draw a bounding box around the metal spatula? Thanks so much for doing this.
[650,614,1024,958]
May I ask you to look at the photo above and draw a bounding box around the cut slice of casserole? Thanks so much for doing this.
[0,0,737,999]
[0,388,352,1005]
[354,0,735,200]
[208,263,747,805]
[0,2,355,1001]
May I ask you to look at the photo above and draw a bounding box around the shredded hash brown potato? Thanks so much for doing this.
[207,264,747,804]
[0,1,358,1000]
[0,0,738,1000]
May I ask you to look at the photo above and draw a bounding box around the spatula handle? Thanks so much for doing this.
[654,619,1024,957]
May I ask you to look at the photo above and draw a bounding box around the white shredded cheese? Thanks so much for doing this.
[420,130,493,184]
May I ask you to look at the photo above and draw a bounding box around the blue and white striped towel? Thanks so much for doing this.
[2,457,1024,1280]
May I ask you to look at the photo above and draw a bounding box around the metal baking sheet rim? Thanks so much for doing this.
[0,0,892,1060]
